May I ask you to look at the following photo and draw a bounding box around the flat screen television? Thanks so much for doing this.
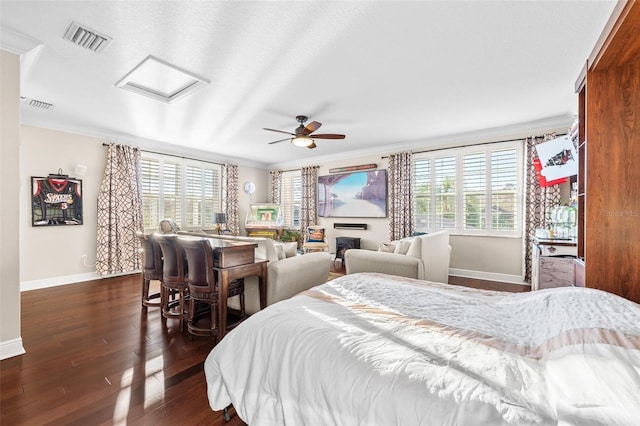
[318,170,387,218]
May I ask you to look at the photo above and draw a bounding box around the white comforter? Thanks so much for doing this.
[204,273,640,425]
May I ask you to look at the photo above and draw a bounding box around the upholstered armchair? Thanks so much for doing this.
[344,230,451,283]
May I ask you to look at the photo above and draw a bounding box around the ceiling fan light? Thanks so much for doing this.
[291,136,314,147]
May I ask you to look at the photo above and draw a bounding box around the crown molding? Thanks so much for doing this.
[0,26,42,55]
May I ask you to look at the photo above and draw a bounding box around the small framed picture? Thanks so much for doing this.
[31,176,83,226]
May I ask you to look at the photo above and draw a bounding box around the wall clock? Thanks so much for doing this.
[244,181,256,195]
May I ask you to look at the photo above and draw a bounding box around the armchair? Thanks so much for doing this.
[344,230,451,283]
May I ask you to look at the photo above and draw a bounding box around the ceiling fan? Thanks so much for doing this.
[264,115,345,149]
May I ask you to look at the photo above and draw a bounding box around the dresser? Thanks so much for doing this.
[530,237,578,291]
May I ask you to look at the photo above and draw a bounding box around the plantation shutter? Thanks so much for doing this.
[163,161,182,226]
[463,152,486,230]
[434,156,456,230]
[140,158,160,228]
[281,171,302,228]
[491,148,517,231]
[412,140,522,236]
[413,159,432,230]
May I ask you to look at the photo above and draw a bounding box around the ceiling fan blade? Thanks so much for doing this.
[267,138,291,145]
[310,133,345,139]
[263,127,295,136]
[303,121,322,135]
[307,141,317,149]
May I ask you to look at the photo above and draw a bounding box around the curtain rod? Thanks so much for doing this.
[380,133,567,159]
[102,143,224,166]
[272,165,320,173]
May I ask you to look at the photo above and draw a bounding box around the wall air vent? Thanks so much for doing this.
[23,97,54,110]
[63,21,112,53]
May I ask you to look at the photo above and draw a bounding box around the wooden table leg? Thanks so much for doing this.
[215,260,268,341]
[217,269,229,342]
[258,262,267,310]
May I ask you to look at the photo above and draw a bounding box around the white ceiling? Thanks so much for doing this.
[1,0,616,168]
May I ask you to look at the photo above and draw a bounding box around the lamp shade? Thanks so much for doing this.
[291,136,314,147]
[213,212,226,224]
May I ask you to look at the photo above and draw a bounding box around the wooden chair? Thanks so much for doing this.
[135,231,163,309]
[155,233,189,330]
[178,237,246,340]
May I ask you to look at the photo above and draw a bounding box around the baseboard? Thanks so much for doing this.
[20,270,140,292]
[0,337,26,360]
[449,268,528,286]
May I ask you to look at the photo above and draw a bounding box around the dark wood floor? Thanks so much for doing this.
[0,274,243,426]
[1,267,528,425]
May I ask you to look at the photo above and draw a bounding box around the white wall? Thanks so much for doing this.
[237,165,269,235]
[1,50,24,359]
[20,126,105,285]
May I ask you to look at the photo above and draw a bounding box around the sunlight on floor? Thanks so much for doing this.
[111,354,166,424]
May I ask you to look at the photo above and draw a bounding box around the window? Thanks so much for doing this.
[140,154,221,231]
[280,170,301,228]
[413,140,522,236]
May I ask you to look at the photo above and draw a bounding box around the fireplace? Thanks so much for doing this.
[335,237,361,266]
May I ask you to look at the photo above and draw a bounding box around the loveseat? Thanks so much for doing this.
[179,231,331,314]
[344,230,451,283]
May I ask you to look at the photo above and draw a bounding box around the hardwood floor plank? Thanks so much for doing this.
[0,274,233,426]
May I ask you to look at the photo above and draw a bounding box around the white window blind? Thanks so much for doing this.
[141,158,160,228]
[141,153,221,231]
[490,149,517,231]
[413,140,522,236]
[162,161,181,226]
[280,171,301,228]
[435,156,456,230]
[463,152,486,230]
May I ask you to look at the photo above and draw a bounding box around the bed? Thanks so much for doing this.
[204,272,640,425]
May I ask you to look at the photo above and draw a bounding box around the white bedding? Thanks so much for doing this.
[204,273,640,425]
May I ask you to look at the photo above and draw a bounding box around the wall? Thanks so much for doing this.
[315,155,391,251]
[237,165,269,235]
[20,126,105,286]
[1,50,24,359]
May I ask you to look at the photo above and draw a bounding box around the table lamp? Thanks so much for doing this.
[213,212,226,235]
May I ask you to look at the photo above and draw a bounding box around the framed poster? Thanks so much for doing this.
[31,176,83,226]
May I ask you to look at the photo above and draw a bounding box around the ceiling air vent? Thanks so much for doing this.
[22,97,54,110]
[63,21,112,53]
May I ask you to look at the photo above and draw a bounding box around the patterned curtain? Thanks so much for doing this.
[269,169,282,204]
[523,134,561,282]
[388,151,414,241]
[300,166,319,240]
[96,144,143,275]
[222,164,240,235]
